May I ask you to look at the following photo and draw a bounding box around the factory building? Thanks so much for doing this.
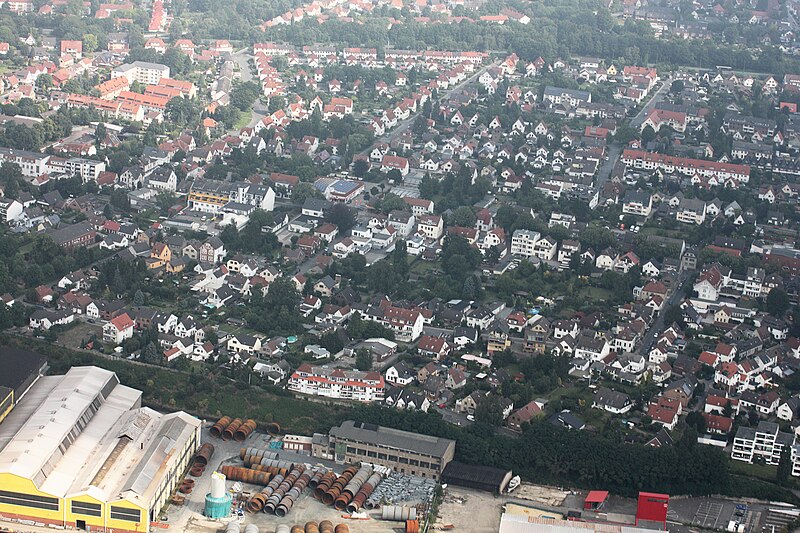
[0,366,201,533]
[0,347,47,424]
[312,420,455,479]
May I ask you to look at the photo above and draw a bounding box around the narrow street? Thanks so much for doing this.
[630,77,673,129]
[638,270,690,356]
[355,61,500,159]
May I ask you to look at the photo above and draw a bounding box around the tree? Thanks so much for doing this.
[419,174,440,199]
[325,203,356,233]
[352,159,370,178]
[670,79,685,94]
[133,290,145,306]
[475,395,504,427]
[448,206,477,228]
[82,34,98,53]
[355,349,372,371]
[766,288,790,317]
[685,411,706,434]
[230,81,261,112]
[778,446,792,484]
[663,305,684,327]
[292,182,323,204]
[641,125,657,145]
[378,193,406,213]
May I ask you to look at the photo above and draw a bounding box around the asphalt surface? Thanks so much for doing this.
[630,77,673,129]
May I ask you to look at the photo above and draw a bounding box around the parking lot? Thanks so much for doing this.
[694,501,725,529]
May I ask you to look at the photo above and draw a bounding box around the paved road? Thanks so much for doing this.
[356,61,500,159]
[638,270,690,356]
[630,77,673,129]
[231,49,269,128]
[596,142,622,187]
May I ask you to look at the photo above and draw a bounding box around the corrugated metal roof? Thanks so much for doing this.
[0,365,199,509]
[0,367,123,487]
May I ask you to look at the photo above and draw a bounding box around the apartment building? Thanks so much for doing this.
[187,179,275,213]
[622,190,653,217]
[312,420,456,479]
[288,364,386,402]
[622,149,750,183]
[731,421,795,469]
[111,61,171,85]
[510,229,540,258]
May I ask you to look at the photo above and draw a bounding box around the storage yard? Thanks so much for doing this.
[166,417,436,533]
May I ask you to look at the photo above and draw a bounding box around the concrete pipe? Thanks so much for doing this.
[194,443,215,465]
[313,472,338,499]
[321,486,342,506]
[210,416,232,438]
[307,469,326,488]
[341,466,372,499]
[381,506,417,521]
[333,494,351,511]
[222,418,243,441]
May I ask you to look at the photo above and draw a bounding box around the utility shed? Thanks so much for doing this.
[441,461,513,493]
[583,491,609,511]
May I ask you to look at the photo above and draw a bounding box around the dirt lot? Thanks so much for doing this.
[56,321,103,350]
[435,486,504,533]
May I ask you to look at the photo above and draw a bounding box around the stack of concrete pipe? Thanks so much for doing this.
[275,467,314,517]
[219,465,271,486]
[307,468,328,489]
[194,443,215,465]
[333,465,373,510]
[345,471,383,513]
[321,466,359,505]
[210,416,232,438]
[312,471,338,500]
[264,465,305,514]
[246,474,285,512]
[240,447,280,463]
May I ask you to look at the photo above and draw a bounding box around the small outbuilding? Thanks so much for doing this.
[441,461,513,493]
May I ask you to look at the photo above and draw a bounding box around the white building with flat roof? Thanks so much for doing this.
[112,61,171,85]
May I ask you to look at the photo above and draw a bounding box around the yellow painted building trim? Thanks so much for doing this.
[65,493,105,531]
[0,473,62,523]
[0,389,14,424]
[107,498,148,533]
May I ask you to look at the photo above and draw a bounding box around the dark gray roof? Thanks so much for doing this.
[330,420,455,458]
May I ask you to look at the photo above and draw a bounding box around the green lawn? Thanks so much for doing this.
[234,111,252,130]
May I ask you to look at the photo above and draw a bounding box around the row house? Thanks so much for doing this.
[287,364,386,401]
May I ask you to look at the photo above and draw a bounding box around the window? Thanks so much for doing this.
[0,490,59,511]
[71,501,102,517]
[110,506,141,522]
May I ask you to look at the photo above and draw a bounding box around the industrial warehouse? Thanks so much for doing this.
[0,365,201,533]
[312,421,456,479]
